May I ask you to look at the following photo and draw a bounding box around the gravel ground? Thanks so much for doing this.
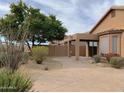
[20,57,124,92]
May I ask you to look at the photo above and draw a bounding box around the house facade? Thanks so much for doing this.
[49,6,124,60]
[90,6,124,57]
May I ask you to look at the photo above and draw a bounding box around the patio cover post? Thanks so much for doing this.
[75,34,79,60]
[97,42,99,55]
[86,42,89,57]
[67,41,70,57]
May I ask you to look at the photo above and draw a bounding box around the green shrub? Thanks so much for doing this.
[0,69,32,92]
[32,46,48,64]
[93,55,101,63]
[110,57,124,68]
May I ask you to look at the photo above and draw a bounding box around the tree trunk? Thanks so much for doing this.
[32,35,35,47]
[21,41,25,52]
[26,41,32,52]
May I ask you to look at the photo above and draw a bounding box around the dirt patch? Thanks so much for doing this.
[21,57,63,70]
[20,57,124,92]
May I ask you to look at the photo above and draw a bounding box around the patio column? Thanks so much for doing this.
[86,42,89,57]
[67,41,70,57]
[75,34,80,60]
[97,42,99,55]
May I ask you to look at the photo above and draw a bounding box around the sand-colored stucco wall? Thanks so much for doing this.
[121,32,124,57]
[92,10,124,34]
[49,44,86,57]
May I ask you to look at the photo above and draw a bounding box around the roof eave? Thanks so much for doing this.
[90,6,124,34]
[90,8,112,34]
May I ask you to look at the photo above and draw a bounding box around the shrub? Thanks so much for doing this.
[110,57,124,68]
[32,46,48,64]
[93,55,101,63]
[0,44,27,71]
[0,69,32,92]
[0,49,23,71]
[21,52,29,64]
[0,52,29,67]
[0,52,7,67]
[102,53,120,62]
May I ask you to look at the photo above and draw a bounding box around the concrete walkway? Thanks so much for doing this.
[21,57,124,92]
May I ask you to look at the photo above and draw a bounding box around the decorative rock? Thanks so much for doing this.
[96,63,104,67]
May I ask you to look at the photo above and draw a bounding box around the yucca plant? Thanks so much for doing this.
[0,69,32,92]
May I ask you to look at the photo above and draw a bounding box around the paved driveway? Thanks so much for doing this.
[21,57,124,92]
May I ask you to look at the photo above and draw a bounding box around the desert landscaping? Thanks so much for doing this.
[1,0,124,92]
[20,57,124,92]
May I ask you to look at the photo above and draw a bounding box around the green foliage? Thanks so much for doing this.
[42,15,67,42]
[110,57,124,68]
[10,0,28,24]
[0,69,32,92]
[32,46,48,64]
[93,55,101,63]
[0,0,29,41]
[0,0,67,49]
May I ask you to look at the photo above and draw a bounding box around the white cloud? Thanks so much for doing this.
[32,0,115,35]
[32,0,71,12]
[81,0,113,32]
[114,0,124,5]
[32,0,79,35]
[1,0,124,35]
[0,3,10,12]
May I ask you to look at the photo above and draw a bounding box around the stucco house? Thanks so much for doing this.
[50,6,124,60]
[90,6,124,57]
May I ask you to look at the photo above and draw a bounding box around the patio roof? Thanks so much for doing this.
[77,33,98,41]
[59,33,98,44]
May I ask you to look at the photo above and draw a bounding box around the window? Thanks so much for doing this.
[94,42,98,47]
[89,42,97,47]
[99,35,109,54]
[112,36,118,53]
[89,42,93,47]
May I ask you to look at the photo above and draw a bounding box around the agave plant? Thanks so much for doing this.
[0,69,32,92]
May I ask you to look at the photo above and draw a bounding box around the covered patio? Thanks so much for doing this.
[59,33,99,60]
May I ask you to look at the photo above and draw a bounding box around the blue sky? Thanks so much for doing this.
[0,0,124,35]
